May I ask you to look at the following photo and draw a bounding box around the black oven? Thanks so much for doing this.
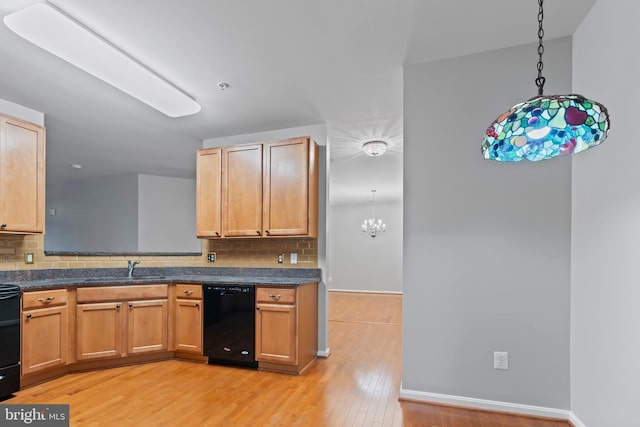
[0,284,20,398]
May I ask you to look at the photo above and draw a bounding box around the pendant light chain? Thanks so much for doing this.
[535,0,546,96]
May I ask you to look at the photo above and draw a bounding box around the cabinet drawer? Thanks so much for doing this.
[256,287,296,304]
[77,285,168,303]
[175,284,202,299]
[23,289,67,310]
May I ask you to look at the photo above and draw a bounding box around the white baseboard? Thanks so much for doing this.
[399,387,571,420]
[569,412,587,427]
[329,289,403,295]
[317,348,331,357]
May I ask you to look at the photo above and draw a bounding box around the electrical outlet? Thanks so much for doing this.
[494,351,508,370]
[290,252,298,264]
[207,252,216,262]
[277,253,284,264]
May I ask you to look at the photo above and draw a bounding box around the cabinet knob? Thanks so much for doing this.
[256,230,261,235]
[1,224,6,229]
[265,230,270,235]
[214,231,220,236]
[26,313,32,319]
[195,303,200,308]
[116,304,121,309]
[129,303,133,308]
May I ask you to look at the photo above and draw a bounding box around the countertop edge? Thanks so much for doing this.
[13,275,320,292]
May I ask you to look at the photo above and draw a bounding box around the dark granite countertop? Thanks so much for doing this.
[0,267,322,291]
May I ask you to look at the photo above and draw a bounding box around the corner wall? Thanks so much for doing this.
[571,1,639,425]
[403,37,572,411]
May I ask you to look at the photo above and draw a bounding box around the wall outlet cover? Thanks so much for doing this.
[290,252,298,264]
[207,252,216,262]
[494,351,508,370]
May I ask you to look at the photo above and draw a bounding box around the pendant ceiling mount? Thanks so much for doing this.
[482,0,610,162]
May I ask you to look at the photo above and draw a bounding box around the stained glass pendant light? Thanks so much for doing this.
[482,0,610,162]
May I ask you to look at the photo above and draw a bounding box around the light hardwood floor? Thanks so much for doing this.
[5,291,570,426]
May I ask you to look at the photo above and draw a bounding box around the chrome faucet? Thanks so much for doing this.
[127,260,140,278]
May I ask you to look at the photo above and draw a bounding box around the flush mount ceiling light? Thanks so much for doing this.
[3,2,201,118]
[362,140,388,157]
[482,0,610,162]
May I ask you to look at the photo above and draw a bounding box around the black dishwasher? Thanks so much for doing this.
[0,284,21,399]
[203,285,257,369]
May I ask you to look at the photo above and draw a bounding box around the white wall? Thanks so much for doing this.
[137,175,201,252]
[571,1,639,426]
[402,37,572,411]
[329,200,402,292]
[204,123,330,355]
[0,98,44,125]
[45,175,139,252]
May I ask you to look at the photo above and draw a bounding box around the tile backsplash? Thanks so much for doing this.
[0,234,317,270]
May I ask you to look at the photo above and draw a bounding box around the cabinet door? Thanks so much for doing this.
[222,144,263,237]
[196,148,222,238]
[127,299,168,354]
[263,138,310,236]
[0,116,45,233]
[255,303,297,365]
[22,306,68,375]
[76,302,122,360]
[174,298,202,353]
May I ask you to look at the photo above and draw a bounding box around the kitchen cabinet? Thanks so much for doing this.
[75,285,168,361]
[196,148,222,238]
[255,282,318,374]
[196,136,319,239]
[222,144,263,237]
[263,137,318,238]
[0,113,46,234]
[173,284,202,354]
[21,289,68,375]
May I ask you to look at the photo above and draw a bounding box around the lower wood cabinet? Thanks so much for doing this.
[21,289,68,375]
[75,285,169,361]
[76,302,122,360]
[255,282,318,374]
[173,284,203,354]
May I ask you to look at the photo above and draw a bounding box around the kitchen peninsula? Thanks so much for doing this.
[3,267,320,389]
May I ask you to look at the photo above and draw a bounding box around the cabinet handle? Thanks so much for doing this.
[195,302,200,308]
[268,293,281,301]
[26,313,32,319]
[37,296,55,302]
[116,304,121,309]
[214,231,220,236]
[129,303,133,308]
[1,224,6,228]
[256,230,261,235]
[265,230,270,235]
[183,290,194,295]
[256,307,260,311]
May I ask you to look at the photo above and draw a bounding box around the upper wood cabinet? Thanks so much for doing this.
[196,136,319,239]
[263,137,318,238]
[0,114,45,234]
[222,144,263,237]
[196,148,222,238]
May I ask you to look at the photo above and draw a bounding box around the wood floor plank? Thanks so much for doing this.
[4,291,570,427]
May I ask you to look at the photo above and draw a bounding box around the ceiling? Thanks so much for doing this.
[0,0,596,204]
